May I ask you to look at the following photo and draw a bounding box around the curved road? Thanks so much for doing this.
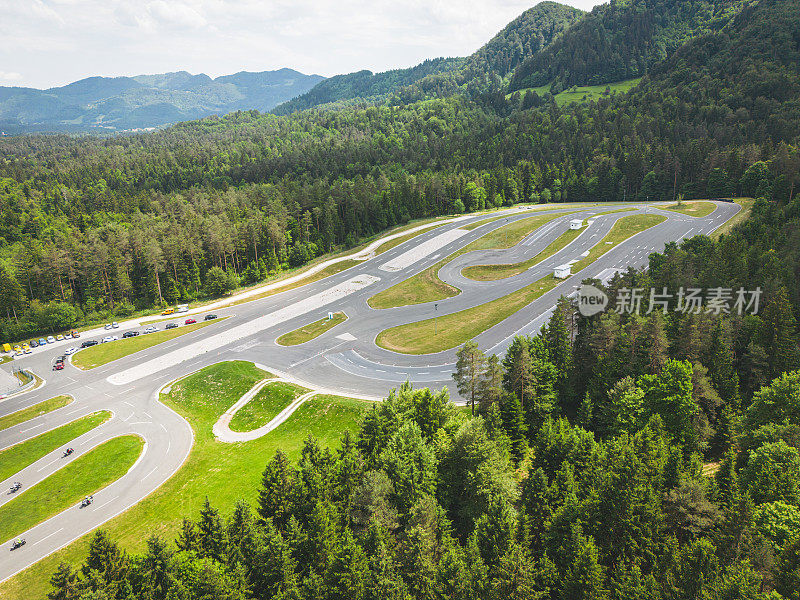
[0,200,739,581]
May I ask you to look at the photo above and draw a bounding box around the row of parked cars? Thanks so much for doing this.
[8,313,218,362]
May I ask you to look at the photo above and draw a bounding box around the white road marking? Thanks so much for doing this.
[109,275,380,386]
[141,467,158,481]
[95,496,117,511]
[19,423,44,433]
[32,528,63,546]
[380,229,468,272]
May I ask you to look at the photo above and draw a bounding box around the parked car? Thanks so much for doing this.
[185,318,197,325]
[55,355,65,364]
[39,338,47,346]
[70,330,80,338]
[64,332,72,339]
[122,331,140,338]
[177,305,189,313]
[64,347,78,355]
[161,308,175,315]
[204,314,218,321]
[30,340,39,348]
[165,323,178,330]
[56,334,64,341]
[80,340,98,348]
[47,336,56,343]
[144,326,159,334]
[23,345,32,354]
[112,322,119,329]
[104,323,112,330]
[53,362,64,371]
[101,336,112,343]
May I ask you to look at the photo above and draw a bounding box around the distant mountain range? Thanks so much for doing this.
[0,69,324,133]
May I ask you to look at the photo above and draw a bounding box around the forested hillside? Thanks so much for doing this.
[0,69,324,133]
[272,58,464,115]
[509,0,751,91]
[275,1,584,113]
[0,0,799,347]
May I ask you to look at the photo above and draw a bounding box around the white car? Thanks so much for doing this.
[64,332,72,339]
[104,323,112,330]
[47,336,56,343]
[112,322,119,329]
[111,335,119,341]
[101,336,113,343]
[64,347,78,355]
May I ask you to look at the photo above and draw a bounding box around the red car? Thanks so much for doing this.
[53,363,64,371]
[185,318,196,325]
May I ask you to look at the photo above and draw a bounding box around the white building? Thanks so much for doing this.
[570,218,584,230]
[554,264,572,279]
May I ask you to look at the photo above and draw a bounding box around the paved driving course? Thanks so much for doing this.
[0,200,740,582]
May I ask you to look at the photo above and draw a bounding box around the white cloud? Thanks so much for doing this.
[0,0,607,88]
[0,71,23,81]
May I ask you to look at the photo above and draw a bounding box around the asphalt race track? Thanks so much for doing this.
[0,200,740,581]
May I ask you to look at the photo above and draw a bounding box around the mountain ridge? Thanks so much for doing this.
[0,68,324,133]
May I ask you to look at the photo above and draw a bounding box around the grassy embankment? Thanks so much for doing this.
[0,361,370,600]
[71,318,225,370]
[229,381,310,432]
[376,275,559,354]
[0,435,143,542]
[276,312,347,346]
[0,412,111,482]
[0,395,73,432]
[659,200,718,218]
[368,211,577,309]
[461,207,637,281]
[712,198,755,239]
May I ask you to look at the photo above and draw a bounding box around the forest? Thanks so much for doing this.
[1,0,798,344]
[44,194,800,599]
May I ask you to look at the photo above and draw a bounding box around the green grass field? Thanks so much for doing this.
[72,319,225,370]
[0,412,111,482]
[0,362,370,600]
[659,200,718,218]
[276,312,347,346]
[0,395,73,432]
[368,211,575,309]
[0,435,143,542]
[510,78,642,107]
[229,381,309,432]
[571,213,667,273]
[376,275,558,354]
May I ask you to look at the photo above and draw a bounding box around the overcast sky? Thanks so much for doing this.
[1,0,606,89]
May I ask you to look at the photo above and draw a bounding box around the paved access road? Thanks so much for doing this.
[0,201,739,581]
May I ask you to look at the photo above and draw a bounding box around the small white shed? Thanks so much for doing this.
[554,264,572,279]
[570,218,584,230]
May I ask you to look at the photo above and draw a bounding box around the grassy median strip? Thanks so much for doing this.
[376,275,559,354]
[659,200,717,218]
[0,435,143,542]
[276,312,347,346]
[0,411,111,483]
[72,319,226,370]
[368,212,575,309]
[0,361,372,600]
[571,213,667,273]
[462,227,584,281]
[0,396,73,432]
[229,382,310,432]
